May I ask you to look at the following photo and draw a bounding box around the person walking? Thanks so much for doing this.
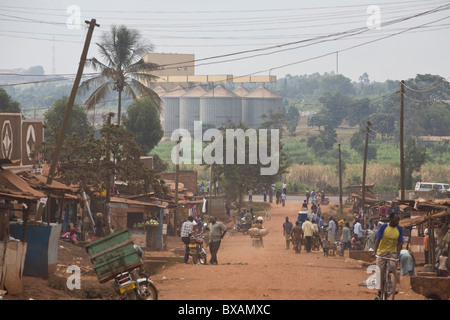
[423,229,429,264]
[340,222,352,256]
[327,217,337,244]
[208,216,227,265]
[316,204,322,217]
[437,249,448,277]
[302,218,314,253]
[281,193,286,207]
[312,219,322,250]
[180,216,195,264]
[302,200,308,211]
[283,217,294,249]
[305,190,310,204]
[91,212,105,242]
[353,218,363,242]
[365,224,376,251]
[291,221,304,253]
[399,249,417,276]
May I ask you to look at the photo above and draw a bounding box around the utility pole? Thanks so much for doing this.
[338,144,343,213]
[361,121,371,224]
[400,80,405,200]
[209,164,213,215]
[47,19,99,185]
[174,137,180,236]
[336,51,339,75]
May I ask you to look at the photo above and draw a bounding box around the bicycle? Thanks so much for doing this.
[375,254,399,300]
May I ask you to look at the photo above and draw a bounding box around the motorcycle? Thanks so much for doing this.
[252,231,263,248]
[188,232,208,264]
[114,267,158,300]
[232,217,252,235]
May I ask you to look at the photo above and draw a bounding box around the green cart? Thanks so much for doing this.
[85,229,142,283]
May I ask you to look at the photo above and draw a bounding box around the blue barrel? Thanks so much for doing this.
[9,222,62,278]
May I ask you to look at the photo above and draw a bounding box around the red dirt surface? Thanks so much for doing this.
[4,199,427,301]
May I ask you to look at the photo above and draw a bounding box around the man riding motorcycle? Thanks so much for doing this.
[251,216,265,247]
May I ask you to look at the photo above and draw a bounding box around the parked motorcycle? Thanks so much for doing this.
[114,268,158,300]
[188,232,208,264]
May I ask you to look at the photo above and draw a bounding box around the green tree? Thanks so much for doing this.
[0,88,21,113]
[308,91,353,130]
[79,25,161,125]
[319,74,355,96]
[44,96,92,140]
[40,115,166,196]
[213,122,289,210]
[123,97,163,154]
[284,104,300,136]
[349,130,377,161]
[404,137,426,190]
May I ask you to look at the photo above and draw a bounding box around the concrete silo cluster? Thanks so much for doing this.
[156,84,283,136]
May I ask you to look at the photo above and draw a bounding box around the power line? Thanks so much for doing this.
[1,5,448,88]
[250,14,450,76]
[148,4,450,70]
[399,76,450,92]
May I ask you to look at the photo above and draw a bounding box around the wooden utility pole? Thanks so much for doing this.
[338,144,343,213]
[209,164,213,215]
[46,19,99,185]
[361,121,371,224]
[174,137,180,236]
[400,80,405,200]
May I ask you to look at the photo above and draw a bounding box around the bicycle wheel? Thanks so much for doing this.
[386,271,396,300]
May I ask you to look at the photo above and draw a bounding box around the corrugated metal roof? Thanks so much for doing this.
[201,85,237,98]
[161,85,186,97]
[153,86,167,95]
[110,196,166,208]
[182,86,207,97]
[0,169,46,199]
[233,86,249,97]
[246,86,281,98]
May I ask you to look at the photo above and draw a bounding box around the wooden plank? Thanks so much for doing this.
[3,241,26,294]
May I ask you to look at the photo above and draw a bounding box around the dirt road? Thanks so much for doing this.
[151,199,425,300]
[5,198,426,302]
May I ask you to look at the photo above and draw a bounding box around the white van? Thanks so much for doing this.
[414,182,450,192]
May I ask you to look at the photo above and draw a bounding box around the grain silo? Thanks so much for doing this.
[160,85,185,136]
[179,86,206,134]
[242,86,283,129]
[200,85,241,129]
[234,86,250,127]
[153,85,167,96]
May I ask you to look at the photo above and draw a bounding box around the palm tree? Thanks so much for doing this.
[79,25,161,125]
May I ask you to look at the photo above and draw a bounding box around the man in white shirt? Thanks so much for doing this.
[327,217,337,244]
[354,218,363,241]
[181,216,195,263]
[302,218,314,252]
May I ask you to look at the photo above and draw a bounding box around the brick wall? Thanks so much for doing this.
[162,170,198,194]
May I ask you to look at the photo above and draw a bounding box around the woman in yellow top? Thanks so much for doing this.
[373,212,403,300]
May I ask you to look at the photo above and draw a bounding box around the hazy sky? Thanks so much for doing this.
[1,0,449,83]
